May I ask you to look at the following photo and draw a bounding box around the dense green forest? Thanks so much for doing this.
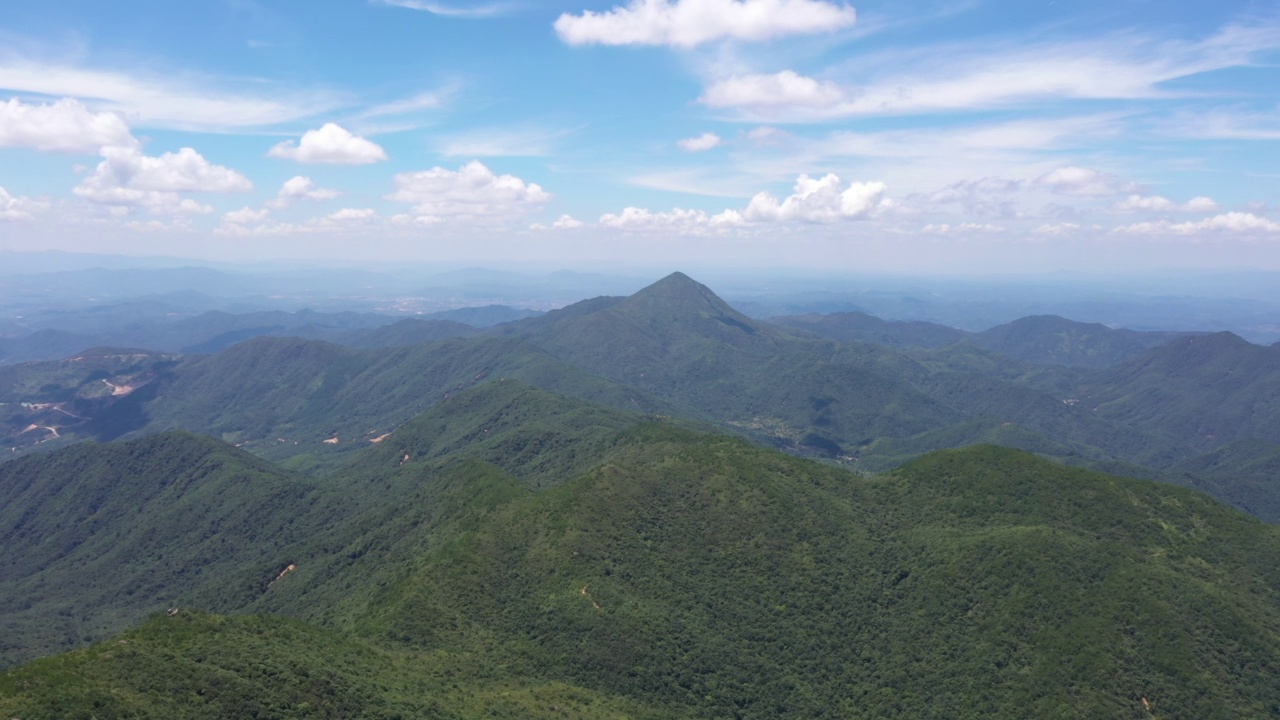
[3,381,1280,718]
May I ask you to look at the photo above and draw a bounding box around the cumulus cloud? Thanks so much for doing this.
[0,98,135,153]
[1035,167,1139,198]
[531,214,588,231]
[594,171,885,235]
[387,160,551,222]
[0,186,42,221]
[744,173,886,222]
[223,207,270,224]
[1111,194,1219,213]
[266,176,342,208]
[598,206,744,233]
[701,71,845,111]
[555,0,856,47]
[1115,212,1280,236]
[74,144,252,215]
[324,208,379,222]
[268,123,388,164]
[677,132,722,152]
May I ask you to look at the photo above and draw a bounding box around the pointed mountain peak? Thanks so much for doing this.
[626,271,733,312]
[612,272,767,340]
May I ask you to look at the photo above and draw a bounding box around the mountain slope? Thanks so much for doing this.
[1172,438,1280,523]
[0,432,318,666]
[3,386,1280,717]
[1084,332,1280,451]
[349,433,1280,718]
[502,272,964,454]
[769,311,966,348]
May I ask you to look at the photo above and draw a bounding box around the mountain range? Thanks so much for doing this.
[3,271,1280,717]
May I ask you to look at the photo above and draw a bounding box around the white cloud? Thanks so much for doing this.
[74,144,252,216]
[374,0,518,18]
[555,0,856,47]
[1115,212,1280,236]
[531,214,588,231]
[1112,194,1220,213]
[1035,167,1138,198]
[324,208,379,222]
[597,171,884,235]
[677,132,722,152]
[387,160,551,221]
[1034,222,1081,235]
[0,98,135,153]
[745,125,789,144]
[267,176,342,208]
[697,22,1280,121]
[701,70,845,112]
[268,123,388,164]
[744,173,886,222]
[598,206,743,233]
[223,207,270,224]
[0,62,336,131]
[0,186,43,221]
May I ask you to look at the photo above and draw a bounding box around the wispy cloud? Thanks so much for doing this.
[0,59,341,131]
[1163,106,1280,140]
[373,0,520,19]
[699,22,1280,121]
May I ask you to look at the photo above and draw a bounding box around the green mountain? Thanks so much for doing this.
[3,384,1280,718]
[1084,332,1280,451]
[0,431,317,667]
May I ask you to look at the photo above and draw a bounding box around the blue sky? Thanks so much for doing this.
[0,0,1278,273]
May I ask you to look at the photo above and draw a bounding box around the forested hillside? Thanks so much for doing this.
[3,383,1279,719]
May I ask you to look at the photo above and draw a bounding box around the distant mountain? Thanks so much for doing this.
[332,318,480,348]
[0,328,99,365]
[970,314,1197,368]
[1172,438,1280,524]
[4,384,1280,718]
[770,311,1196,369]
[422,304,543,327]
